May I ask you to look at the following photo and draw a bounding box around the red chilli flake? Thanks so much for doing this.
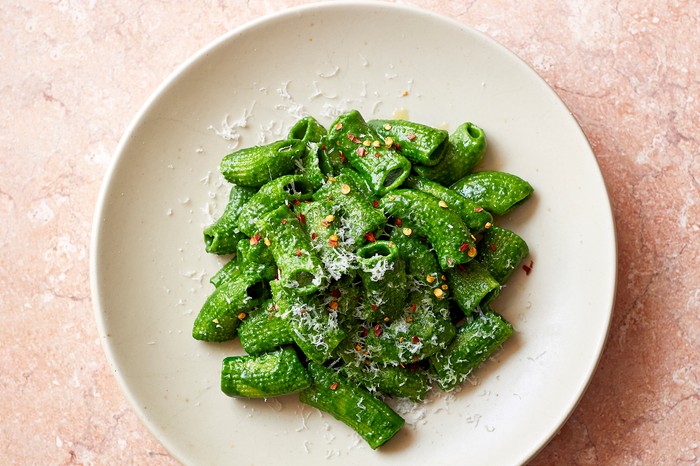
[394,142,401,152]
[489,245,498,251]
[373,200,380,209]
[311,232,318,240]
[523,260,534,275]
[459,242,469,252]
[410,303,417,313]
[295,249,303,256]
[362,327,369,337]
[328,235,339,247]
[339,152,347,163]
[374,152,381,158]
[412,336,420,344]
[474,207,484,212]
[297,212,306,225]
[250,233,261,245]
[330,382,339,391]
[373,324,383,337]
[330,288,342,298]
[371,304,378,311]
[294,199,301,206]
[364,231,376,242]
[396,217,403,227]
[357,147,366,157]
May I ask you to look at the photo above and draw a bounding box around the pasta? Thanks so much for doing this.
[192,110,534,448]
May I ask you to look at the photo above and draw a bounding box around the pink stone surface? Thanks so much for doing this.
[1,1,698,464]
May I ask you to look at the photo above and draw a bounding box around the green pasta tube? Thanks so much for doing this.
[362,290,456,364]
[341,361,431,402]
[271,281,345,363]
[238,301,294,355]
[338,165,374,197]
[209,257,241,288]
[355,241,407,322]
[476,225,530,284]
[193,111,536,445]
[380,189,476,270]
[288,115,327,144]
[288,116,328,189]
[237,175,315,236]
[326,275,362,317]
[296,201,356,280]
[297,142,326,190]
[450,171,534,216]
[312,173,386,247]
[430,311,514,391]
[203,183,256,254]
[326,110,411,195]
[413,122,486,185]
[402,175,493,233]
[236,237,278,281]
[387,220,455,317]
[221,347,312,398]
[300,362,405,449]
[209,237,277,288]
[221,138,306,187]
[255,205,326,295]
[389,221,442,282]
[446,261,501,316]
[368,119,448,166]
[236,236,275,267]
[192,271,267,342]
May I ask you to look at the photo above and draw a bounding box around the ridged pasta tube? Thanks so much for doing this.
[380,189,476,270]
[237,300,294,355]
[312,173,386,247]
[236,175,314,236]
[255,205,326,295]
[203,183,256,254]
[326,110,411,195]
[450,170,534,216]
[430,311,514,391]
[271,281,345,363]
[221,138,306,187]
[413,122,486,185]
[476,225,530,284]
[355,241,407,322]
[402,175,493,233]
[300,362,405,449]
[192,271,267,342]
[369,118,448,166]
[446,261,501,316]
[220,347,311,397]
[288,116,327,189]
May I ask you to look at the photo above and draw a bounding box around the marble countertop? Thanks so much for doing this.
[2,1,698,464]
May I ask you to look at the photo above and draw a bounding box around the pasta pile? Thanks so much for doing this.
[193,110,533,448]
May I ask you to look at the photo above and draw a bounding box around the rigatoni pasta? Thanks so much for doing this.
[193,110,534,449]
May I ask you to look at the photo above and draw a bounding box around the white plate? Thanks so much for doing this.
[91,2,616,465]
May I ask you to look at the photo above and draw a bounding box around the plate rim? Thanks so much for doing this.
[90,1,618,464]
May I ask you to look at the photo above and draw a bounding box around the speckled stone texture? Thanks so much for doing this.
[1,1,698,464]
